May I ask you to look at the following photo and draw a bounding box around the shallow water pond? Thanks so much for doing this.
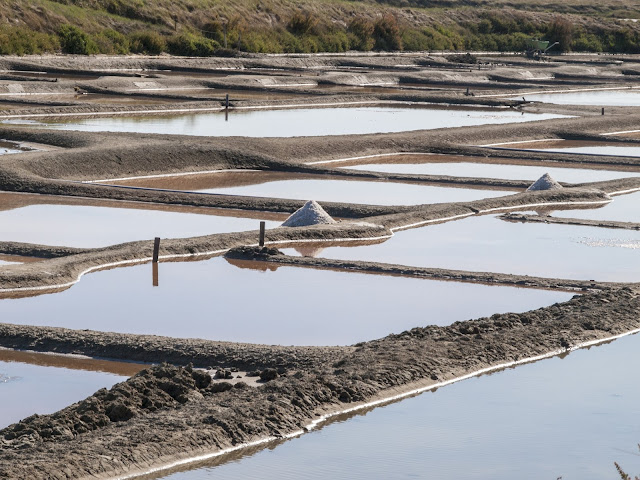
[551,190,640,223]
[0,193,282,248]
[513,89,640,106]
[340,156,640,184]
[0,257,572,346]
[110,172,514,206]
[0,358,130,428]
[289,215,640,282]
[21,107,568,137]
[495,139,640,158]
[151,333,640,480]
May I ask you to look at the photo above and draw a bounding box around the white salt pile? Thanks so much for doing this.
[527,173,563,192]
[281,200,336,227]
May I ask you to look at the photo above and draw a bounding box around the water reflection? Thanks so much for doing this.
[0,192,283,247]
[342,157,640,183]
[303,215,640,282]
[552,190,640,223]
[0,257,571,346]
[110,171,514,206]
[512,89,640,106]
[25,107,569,138]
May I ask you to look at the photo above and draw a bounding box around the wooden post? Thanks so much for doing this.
[259,221,265,247]
[152,262,159,287]
[153,237,160,263]
[602,107,605,115]
[225,93,229,109]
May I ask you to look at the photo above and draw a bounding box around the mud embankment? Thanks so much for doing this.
[224,246,621,292]
[501,212,640,231]
[0,287,638,480]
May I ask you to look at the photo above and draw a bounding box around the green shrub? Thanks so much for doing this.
[58,25,99,55]
[167,32,218,56]
[0,26,59,55]
[287,12,317,35]
[129,31,166,54]
[94,29,130,54]
[348,17,375,51]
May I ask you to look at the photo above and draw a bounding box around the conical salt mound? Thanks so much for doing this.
[281,200,336,227]
[527,173,563,192]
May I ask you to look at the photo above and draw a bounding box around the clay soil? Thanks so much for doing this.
[0,52,639,479]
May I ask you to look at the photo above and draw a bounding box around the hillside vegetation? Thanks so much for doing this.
[1,0,640,55]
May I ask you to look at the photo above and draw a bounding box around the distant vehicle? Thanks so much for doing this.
[525,39,560,59]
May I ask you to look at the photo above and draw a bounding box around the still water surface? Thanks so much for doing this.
[513,89,640,106]
[343,161,640,183]
[0,258,571,346]
[24,107,568,137]
[552,190,640,223]
[0,359,130,428]
[0,201,281,248]
[290,215,640,282]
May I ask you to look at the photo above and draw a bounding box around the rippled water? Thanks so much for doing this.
[0,257,571,346]
[150,333,640,480]
[19,107,569,137]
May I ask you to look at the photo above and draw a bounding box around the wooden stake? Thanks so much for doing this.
[152,262,159,287]
[602,107,605,115]
[259,221,265,247]
[153,237,160,263]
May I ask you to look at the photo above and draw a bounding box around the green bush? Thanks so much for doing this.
[0,26,59,55]
[94,29,130,54]
[167,32,219,56]
[129,31,166,54]
[348,17,374,51]
[287,12,317,35]
[58,25,99,55]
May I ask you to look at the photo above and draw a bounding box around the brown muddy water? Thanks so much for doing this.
[0,257,572,346]
[0,355,133,428]
[513,88,640,106]
[19,107,569,137]
[106,171,515,206]
[0,193,283,247]
[147,332,640,480]
[281,215,640,282]
[335,153,640,183]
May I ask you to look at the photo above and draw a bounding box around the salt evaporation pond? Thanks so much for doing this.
[0,193,282,247]
[22,107,568,137]
[287,215,640,282]
[495,139,640,158]
[552,190,640,223]
[151,333,640,480]
[0,257,571,346]
[514,89,640,106]
[107,172,514,206]
[340,156,640,183]
[0,356,134,428]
